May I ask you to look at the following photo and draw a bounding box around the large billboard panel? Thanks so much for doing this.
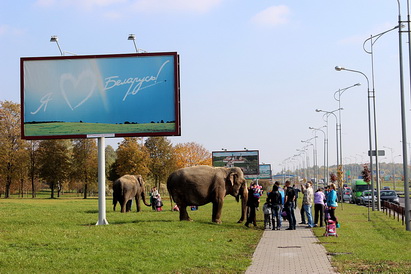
[20,52,180,139]
[212,150,259,175]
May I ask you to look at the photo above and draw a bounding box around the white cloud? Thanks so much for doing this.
[132,0,222,13]
[35,0,56,8]
[0,24,24,37]
[251,5,290,27]
[35,0,127,10]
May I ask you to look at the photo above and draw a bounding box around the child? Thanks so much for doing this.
[262,199,272,229]
[155,194,163,211]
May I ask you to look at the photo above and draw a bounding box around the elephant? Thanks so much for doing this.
[112,175,151,213]
[167,165,247,224]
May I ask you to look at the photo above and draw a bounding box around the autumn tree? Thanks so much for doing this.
[28,141,40,198]
[145,137,176,188]
[105,145,116,181]
[37,139,72,198]
[0,101,30,198]
[71,139,98,199]
[114,137,150,178]
[173,142,212,169]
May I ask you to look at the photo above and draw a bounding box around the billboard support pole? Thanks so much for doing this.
[96,137,109,225]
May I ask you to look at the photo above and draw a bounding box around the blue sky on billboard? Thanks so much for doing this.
[1,1,409,172]
[23,54,176,124]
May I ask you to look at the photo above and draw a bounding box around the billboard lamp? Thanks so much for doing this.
[128,34,138,53]
[50,35,63,56]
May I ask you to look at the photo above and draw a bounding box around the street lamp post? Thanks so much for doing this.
[335,66,379,210]
[302,137,318,188]
[316,109,341,184]
[309,127,327,186]
[333,83,361,184]
[362,25,402,211]
[297,147,310,181]
[397,0,411,231]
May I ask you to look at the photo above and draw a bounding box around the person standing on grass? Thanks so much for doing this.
[314,188,325,227]
[326,183,339,225]
[302,181,314,228]
[245,182,259,227]
[284,180,296,230]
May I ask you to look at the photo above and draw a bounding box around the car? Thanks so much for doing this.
[359,190,377,206]
[380,190,400,205]
[342,189,352,203]
[383,186,391,190]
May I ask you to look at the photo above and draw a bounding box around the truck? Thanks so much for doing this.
[351,179,371,204]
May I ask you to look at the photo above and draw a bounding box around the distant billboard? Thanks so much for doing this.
[20,52,180,139]
[245,164,272,180]
[212,150,259,175]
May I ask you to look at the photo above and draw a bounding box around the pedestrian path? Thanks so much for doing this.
[246,210,337,274]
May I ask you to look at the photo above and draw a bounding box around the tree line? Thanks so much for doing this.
[0,101,212,198]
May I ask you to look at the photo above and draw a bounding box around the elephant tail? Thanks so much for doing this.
[113,193,117,211]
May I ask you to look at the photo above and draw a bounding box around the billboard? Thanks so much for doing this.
[212,150,259,175]
[20,52,180,139]
[245,164,272,180]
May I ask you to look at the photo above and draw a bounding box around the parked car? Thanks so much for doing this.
[342,189,352,203]
[380,190,400,205]
[383,186,391,190]
[359,190,377,206]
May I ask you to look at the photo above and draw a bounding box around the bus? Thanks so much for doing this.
[351,179,371,204]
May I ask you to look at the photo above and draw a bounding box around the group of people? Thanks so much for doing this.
[245,180,338,230]
[299,182,339,228]
[150,187,163,211]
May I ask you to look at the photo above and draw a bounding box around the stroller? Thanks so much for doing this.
[323,206,338,237]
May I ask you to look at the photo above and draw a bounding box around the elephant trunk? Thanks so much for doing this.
[141,191,151,207]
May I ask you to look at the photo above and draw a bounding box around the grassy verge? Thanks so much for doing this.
[0,196,262,274]
[312,203,411,273]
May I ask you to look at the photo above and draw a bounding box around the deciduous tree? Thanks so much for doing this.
[145,137,176,188]
[0,101,30,198]
[115,137,150,178]
[71,139,98,199]
[37,139,72,198]
[173,142,212,169]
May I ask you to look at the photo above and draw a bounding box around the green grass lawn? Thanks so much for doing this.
[312,203,411,273]
[1,196,411,273]
[0,196,262,274]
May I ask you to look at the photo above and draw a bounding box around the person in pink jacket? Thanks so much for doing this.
[314,188,325,227]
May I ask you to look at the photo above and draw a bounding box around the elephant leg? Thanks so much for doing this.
[126,200,132,212]
[179,205,192,221]
[120,197,128,213]
[212,200,224,224]
[135,196,141,212]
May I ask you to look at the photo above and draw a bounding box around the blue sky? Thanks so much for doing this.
[1,0,410,174]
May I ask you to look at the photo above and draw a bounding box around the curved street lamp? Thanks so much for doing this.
[334,66,379,210]
[333,83,361,176]
[310,126,327,186]
[316,108,341,171]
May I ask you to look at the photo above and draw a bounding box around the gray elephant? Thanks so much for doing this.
[113,175,151,213]
[167,165,246,223]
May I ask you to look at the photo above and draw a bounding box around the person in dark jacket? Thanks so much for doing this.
[284,181,296,230]
[267,184,283,230]
[245,183,259,227]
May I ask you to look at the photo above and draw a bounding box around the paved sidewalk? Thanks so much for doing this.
[246,210,337,274]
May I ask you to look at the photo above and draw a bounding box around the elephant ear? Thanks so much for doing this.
[136,175,144,187]
[229,172,237,187]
